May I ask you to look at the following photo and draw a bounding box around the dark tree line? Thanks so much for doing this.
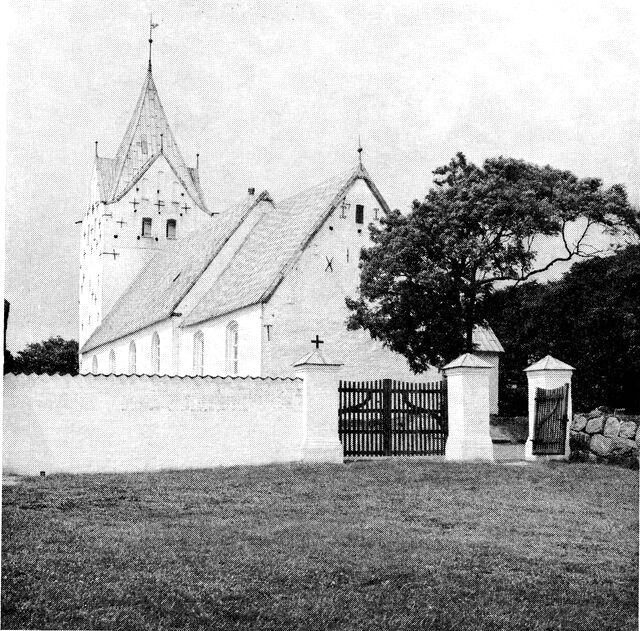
[482,245,640,414]
[4,337,79,376]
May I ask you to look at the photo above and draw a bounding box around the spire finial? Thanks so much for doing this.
[196,153,200,170]
[160,133,163,153]
[95,141,98,158]
[357,135,363,166]
[148,15,158,71]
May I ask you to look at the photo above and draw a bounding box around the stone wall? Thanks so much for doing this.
[3,373,304,476]
[570,406,640,468]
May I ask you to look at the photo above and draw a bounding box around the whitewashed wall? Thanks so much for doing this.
[3,373,304,475]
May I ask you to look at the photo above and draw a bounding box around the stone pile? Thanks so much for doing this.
[570,407,640,467]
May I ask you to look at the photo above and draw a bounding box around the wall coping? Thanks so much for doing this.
[4,373,303,382]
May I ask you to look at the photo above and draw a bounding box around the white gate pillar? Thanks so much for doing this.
[294,350,344,463]
[443,353,494,461]
[524,355,574,461]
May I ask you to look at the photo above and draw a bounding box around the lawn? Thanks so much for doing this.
[2,460,638,630]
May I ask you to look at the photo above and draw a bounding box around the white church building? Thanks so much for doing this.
[78,46,503,403]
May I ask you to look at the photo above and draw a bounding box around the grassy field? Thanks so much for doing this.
[2,460,638,630]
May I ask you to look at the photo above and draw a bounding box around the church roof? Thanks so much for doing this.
[81,193,268,353]
[102,69,209,213]
[181,163,390,326]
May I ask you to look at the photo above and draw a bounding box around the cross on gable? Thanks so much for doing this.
[311,335,324,349]
[181,203,191,213]
[130,199,139,211]
[117,219,126,227]
[155,199,165,213]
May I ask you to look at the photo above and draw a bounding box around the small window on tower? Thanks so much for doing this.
[140,137,148,156]
[166,219,177,240]
[142,217,152,237]
[355,204,364,224]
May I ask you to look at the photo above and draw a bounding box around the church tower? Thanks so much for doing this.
[79,27,212,348]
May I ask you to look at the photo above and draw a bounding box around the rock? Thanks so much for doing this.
[590,434,614,456]
[570,431,591,452]
[610,437,636,456]
[585,416,605,434]
[603,417,621,438]
[571,415,588,431]
[619,421,637,439]
[587,406,610,419]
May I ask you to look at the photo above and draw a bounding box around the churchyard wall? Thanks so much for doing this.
[570,407,640,468]
[3,373,303,476]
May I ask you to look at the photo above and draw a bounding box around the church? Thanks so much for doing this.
[78,38,503,398]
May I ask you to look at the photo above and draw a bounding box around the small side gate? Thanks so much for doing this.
[533,384,569,455]
[338,379,447,457]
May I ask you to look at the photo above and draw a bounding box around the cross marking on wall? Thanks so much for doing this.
[130,199,139,211]
[325,256,334,271]
[181,203,191,213]
[117,220,126,227]
[311,335,324,349]
[263,324,272,341]
[155,199,165,213]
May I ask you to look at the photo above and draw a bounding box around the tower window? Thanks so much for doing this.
[166,219,177,240]
[142,217,152,237]
[355,204,364,224]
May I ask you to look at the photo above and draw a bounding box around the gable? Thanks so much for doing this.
[180,164,390,327]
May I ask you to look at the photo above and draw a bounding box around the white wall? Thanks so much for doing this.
[3,373,304,475]
[264,178,441,382]
[180,305,263,377]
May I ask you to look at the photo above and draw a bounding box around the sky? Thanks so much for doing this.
[3,0,639,351]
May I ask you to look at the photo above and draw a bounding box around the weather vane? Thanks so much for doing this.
[148,15,159,71]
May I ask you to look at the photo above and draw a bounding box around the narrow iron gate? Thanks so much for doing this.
[338,379,448,457]
[533,384,569,455]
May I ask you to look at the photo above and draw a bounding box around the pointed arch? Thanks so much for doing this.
[193,330,204,376]
[225,321,239,375]
[108,349,116,374]
[92,355,98,375]
[151,331,161,374]
[129,341,137,374]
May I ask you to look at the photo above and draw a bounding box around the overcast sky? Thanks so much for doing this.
[4,0,639,351]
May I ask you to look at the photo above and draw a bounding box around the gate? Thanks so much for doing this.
[532,384,569,455]
[338,379,447,457]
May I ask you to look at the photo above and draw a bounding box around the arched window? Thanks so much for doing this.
[129,341,137,374]
[193,330,204,376]
[151,331,160,374]
[92,355,98,374]
[225,321,239,375]
[156,170,164,195]
[166,219,177,240]
[141,178,150,200]
[109,349,116,374]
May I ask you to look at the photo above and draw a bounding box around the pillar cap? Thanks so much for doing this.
[524,355,575,372]
[442,353,492,370]
[293,349,343,368]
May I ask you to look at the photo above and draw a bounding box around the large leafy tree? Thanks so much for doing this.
[482,245,640,413]
[346,153,630,371]
[12,337,79,375]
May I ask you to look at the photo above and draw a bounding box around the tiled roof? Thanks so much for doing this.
[95,157,117,201]
[106,69,208,213]
[472,325,505,353]
[443,353,492,370]
[181,163,389,326]
[81,193,264,353]
[524,355,575,372]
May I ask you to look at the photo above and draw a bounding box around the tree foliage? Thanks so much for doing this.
[482,245,640,414]
[347,153,631,370]
[12,337,79,375]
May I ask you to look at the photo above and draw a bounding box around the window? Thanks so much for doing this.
[355,204,364,224]
[92,355,98,374]
[142,217,152,237]
[193,330,204,376]
[141,178,150,200]
[225,321,239,375]
[109,349,116,374]
[128,341,137,374]
[156,170,164,194]
[166,219,177,239]
[140,136,148,156]
[151,331,160,374]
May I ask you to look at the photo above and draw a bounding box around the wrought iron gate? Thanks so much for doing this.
[533,384,569,455]
[338,379,448,457]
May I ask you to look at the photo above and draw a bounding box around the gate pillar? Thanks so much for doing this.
[443,353,494,461]
[524,356,574,461]
[294,350,344,464]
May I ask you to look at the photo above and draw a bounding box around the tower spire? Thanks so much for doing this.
[148,15,158,71]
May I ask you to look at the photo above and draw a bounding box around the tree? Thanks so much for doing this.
[346,153,630,371]
[12,337,79,375]
[482,245,640,413]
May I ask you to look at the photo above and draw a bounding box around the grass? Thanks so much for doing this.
[2,460,638,630]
